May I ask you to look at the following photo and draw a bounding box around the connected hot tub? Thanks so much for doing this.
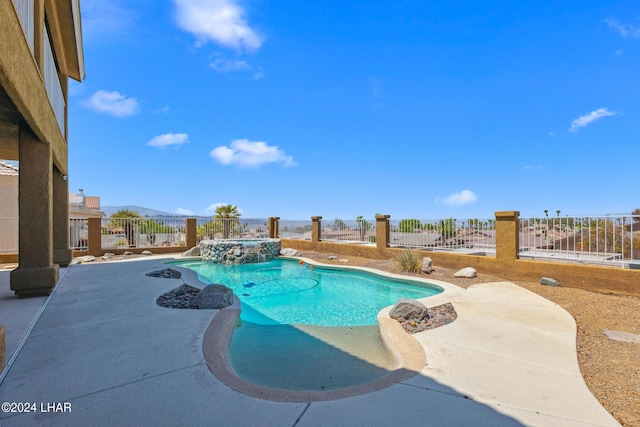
[199,239,281,264]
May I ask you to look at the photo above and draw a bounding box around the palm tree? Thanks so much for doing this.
[214,204,241,239]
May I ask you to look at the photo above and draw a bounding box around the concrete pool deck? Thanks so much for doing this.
[0,255,620,426]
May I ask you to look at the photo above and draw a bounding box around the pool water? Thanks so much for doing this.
[174,258,443,391]
[176,258,442,326]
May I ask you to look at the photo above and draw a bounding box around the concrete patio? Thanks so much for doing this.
[0,256,620,426]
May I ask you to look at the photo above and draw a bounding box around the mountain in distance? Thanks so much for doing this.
[101,205,196,218]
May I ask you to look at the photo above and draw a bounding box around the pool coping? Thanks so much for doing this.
[171,256,447,403]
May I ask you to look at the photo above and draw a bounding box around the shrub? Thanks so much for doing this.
[394,249,422,273]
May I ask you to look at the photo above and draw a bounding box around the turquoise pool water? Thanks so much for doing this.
[174,258,442,326]
[174,258,443,391]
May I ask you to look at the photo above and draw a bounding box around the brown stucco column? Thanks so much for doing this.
[495,211,520,261]
[87,217,102,257]
[375,214,391,249]
[268,217,280,238]
[311,216,322,242]
[185,218,197,249]
[10,124,59,296]
[53,166,72,266]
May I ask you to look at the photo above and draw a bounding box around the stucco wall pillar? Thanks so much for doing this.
[53,166,71,266]
[185,218,196,249]
[268,217,280,238]
[375,214,390,249]
[311,216,322,243]
[87,217,102,257]
[10,124,59,296]
[495,211,520,261]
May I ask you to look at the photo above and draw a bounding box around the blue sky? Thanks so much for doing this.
[67,0,640,219]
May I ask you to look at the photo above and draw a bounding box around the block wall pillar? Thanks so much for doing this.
[10,124,58,296]
[311,216,322,243]
[495,211,520,261]
[375,214,390,249]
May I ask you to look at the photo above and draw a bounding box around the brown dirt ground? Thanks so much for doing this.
[298,251,640,427]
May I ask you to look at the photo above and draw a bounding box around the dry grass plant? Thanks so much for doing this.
[394,249,422,273]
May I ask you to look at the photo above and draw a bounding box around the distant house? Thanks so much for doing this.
[68,189,104,249]
[0,161,19,253]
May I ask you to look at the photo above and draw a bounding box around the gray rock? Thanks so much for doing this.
[193,284,234,309]
[389,298,429,322]
[421,257,434,274]
[124,251,134,256]
[103,252,115,258]
[71,255,96,265]
[141,250,152,255]
[454,267,477,278]
[326,255,337,260]
[280,248,301,257]
[182,246,200,257]
[540,277,559,286]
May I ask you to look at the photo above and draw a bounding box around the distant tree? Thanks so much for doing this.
[437,218,457,242]
[398,219,421,233]
[556,210,561,217]
[213,204,241,239]
[578,217,640,260]
[109,209,141,246]
[632,208,640,222]
[355,216,372,241]
[333,218,346,230]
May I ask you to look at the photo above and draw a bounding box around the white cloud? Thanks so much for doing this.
[173,0,264,51]
[147,133,189,148]
[569,108,618,132]
[210,58,252,73]
[439,190,478,206]
[176,208,193,215]
[606,18,640,38]
[210,139,297,168]
[82,90,139,117]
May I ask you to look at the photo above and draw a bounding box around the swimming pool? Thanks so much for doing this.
[174,258,443,392]
[175,258,442,326]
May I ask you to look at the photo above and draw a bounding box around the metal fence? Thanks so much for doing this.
[519,215,640,267]
[388,218,496,254]
[320,218,376,244]
[69,218,88,250]
[196,218,269,242]
[277,220,312,240]
[101,217,186,249]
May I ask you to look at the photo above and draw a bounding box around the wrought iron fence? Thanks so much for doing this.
[519,215,640,267]
[388,218,496,254]
[101,217,186,249]
[320,218,376,244]
[196,218,269,242]
[69,218,88,250]
[277,220,312,240]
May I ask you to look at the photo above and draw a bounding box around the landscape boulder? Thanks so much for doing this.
[540,277,559,287]
[70,255,96,265]
[141,250,152,255]
[454,267,477,278]
[389,298,430,322]
[421,257,434,274]
[193,284,234,309]
[182,246,200,257]
[280,248,301,257]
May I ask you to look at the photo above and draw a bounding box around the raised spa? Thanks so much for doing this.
[199,238,281,264]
